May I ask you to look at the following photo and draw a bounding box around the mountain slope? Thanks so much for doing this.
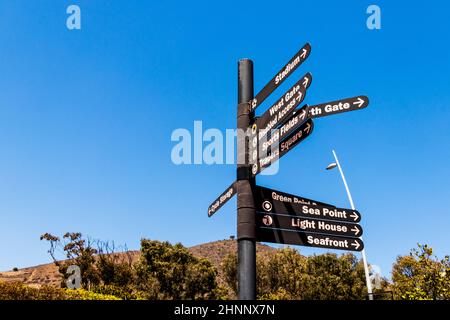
[0,240,277,288]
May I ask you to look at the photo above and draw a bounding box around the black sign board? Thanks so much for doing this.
[253,118,313,176]
[256,73,311,134]
[254,185,335,208]
[256,212,363,237]
[251,43,311,111]
[207,182,236,217]
[256,227,364,251]
[309,96,369,119]
[259,104,311,154]
[255,193,361,223]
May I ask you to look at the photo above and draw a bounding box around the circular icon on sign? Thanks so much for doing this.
[252,150,257,160]
[252,137,257,148]
[262,201,272,212]
[252,164,258,175]
[262,215,273,227]
[251,124,257,135]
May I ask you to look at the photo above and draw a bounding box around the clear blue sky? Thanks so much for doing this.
[1,1,449,279]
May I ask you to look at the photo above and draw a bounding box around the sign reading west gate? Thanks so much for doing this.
[255,73,311,136]
[256,227,364,251]
[308,96,369,119]
[251,43,311,111]
[256,212,363,237]
[252,118,313,176]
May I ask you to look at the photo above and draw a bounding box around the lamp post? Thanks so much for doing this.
[326,149,374,300]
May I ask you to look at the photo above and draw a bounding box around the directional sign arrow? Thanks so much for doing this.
[252,118,314,176]
[350,225,361,236]
[256,227,364,252]
[256,212,363,238]
[207,182,237,217]
[251,43,311,111]
[254,185,336,208]
[308,96,369,119]
[256,73,311,135]
[255,196,362,223]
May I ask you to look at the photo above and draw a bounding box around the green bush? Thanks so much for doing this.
[0,281,120,300]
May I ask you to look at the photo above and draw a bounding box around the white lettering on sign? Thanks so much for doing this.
[271,192,292,203]
[317,221,348,233]
[258,149,280,168]
[292,219,315,230]
[302,205,348,219]
[324,102,350,113]
[307,236,349,249]
[292,219,349,233]
[270,191,317,206]
[302,205,321,216]
[275,56,300,85]
[279,116,298,137]
[208,187,234,215]
[268,98,285,117]
[322,207,348,219]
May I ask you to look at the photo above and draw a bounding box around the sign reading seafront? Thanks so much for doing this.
[256,227,364,251]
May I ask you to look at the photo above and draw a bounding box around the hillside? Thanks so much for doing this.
[0,240,277,288]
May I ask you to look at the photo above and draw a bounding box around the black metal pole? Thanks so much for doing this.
[237,59,256,300]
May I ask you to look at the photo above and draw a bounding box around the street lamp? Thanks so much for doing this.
[326,149,374,300]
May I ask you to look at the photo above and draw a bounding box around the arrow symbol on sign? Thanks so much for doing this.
[295,92,303,102]
[302,76,309,88]
[351,240,360,250]
[300,48,308,59]
[350,212,359,221]
[298,108,307,121]
[303,122,311,134]
[351,226,360,236]
[353,97,365,108]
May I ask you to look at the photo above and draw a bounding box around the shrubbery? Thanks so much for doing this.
[39,233,223,300]
[1,232,447,300]
[0,281,120,300]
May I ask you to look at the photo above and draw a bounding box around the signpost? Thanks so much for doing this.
[251,43,311,111]
[207,42,370,300]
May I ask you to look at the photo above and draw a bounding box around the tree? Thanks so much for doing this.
[40,232,100,289]
[136,239,219,299]
[221,248,371,300]
[392,244,450,300]
[303,253,367,300]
